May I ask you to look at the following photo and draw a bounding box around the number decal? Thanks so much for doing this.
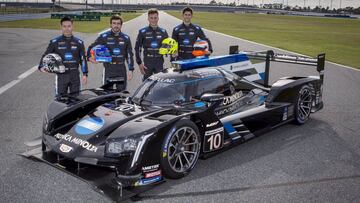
[204,127,223,152]
[207,133,222,151]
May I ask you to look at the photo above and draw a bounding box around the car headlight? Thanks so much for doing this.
[106,138,138,155]
[43,113,49,132]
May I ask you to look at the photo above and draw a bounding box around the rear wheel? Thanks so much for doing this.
[294,85,313,125]
[160,119,201,179]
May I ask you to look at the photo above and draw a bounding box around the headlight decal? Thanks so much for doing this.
[107,139,138,154]
[130,133,154,168]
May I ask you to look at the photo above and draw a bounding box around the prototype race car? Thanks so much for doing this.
[23,47,325,202]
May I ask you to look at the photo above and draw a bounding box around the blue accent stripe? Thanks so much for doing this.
[223,122,236,133]
[259,72,265,80]
[173,54,249,70]
[81,60,86,73]
[259,95,266,104]
[194,101,206,108]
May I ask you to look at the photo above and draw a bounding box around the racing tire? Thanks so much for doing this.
[294,85,313,125]
[160,119,201,179]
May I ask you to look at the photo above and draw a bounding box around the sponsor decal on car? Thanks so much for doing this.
[54,133,98,152]
[206,121,219,128]
[215,99,246,116]
[144,170,161,179]
[222,91,243,106]
[205,127,224,136]
[59,144,72,153]
[142,164,159,172]
[163,127,176,157]
[149,75,176,83]
[134,176,162,186]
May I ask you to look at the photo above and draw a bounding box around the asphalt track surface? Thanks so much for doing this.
[1,12,360,202]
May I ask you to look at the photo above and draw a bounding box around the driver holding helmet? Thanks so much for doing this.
[87,15,134,92]
[171,7,213,60]
[38,16,88,97]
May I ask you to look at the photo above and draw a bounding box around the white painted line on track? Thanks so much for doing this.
[0,66,38,95]
[18,65,38,79]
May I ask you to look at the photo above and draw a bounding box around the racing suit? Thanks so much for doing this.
[135,26,168,81]
[38,35,88,96]
[172,23,213,60]
[87,30,134,91]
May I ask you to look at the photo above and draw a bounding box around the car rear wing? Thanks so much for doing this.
[229,46,325,86]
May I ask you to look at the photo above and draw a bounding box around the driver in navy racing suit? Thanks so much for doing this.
[87,15,134,91]
[38,16,88,97]
[172,7,213,60]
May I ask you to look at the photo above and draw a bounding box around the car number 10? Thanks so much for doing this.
[207,133,222,151]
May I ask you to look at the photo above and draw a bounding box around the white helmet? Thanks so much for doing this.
[42,53,66,73]
[192,40,209,57]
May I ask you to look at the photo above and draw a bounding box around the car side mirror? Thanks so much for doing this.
[200,93,224,103]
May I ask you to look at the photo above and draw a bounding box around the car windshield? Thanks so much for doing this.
[132,80,197,105]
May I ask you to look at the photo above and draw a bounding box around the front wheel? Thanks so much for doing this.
[160,119,201,179]
[294,85,313,125]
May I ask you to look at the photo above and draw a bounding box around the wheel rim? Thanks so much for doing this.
[167,126,200,173]
[298,88,312,121]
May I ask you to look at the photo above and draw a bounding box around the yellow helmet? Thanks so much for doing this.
[159,38,178,55]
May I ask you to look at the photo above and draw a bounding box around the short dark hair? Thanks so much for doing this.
[110,14,123,25]
[148,8,159,16]
[182,7,193,15]
[60,16,73,25]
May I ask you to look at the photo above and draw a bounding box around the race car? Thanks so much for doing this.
[23,47,325,202]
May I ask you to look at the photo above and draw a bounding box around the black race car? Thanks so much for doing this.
[23,48,325,201]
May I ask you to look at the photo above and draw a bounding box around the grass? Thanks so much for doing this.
[0,13,141,33]
[0,7,52,14]
[168,11,360,69]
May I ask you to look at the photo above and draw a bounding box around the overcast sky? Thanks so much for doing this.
[4,0,360,9]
